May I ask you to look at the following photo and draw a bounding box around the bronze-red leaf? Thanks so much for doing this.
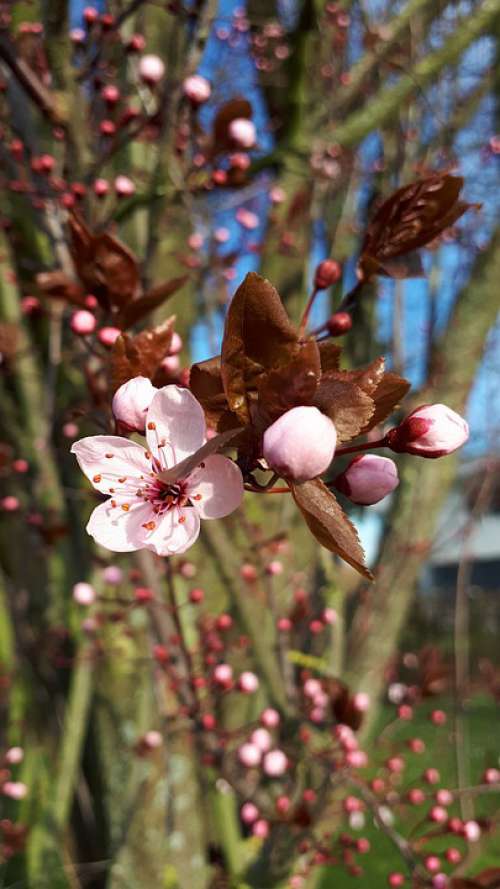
[116,275,189,329]
[291,479,373,579]
[314,374,375,442]
[220,272,298,423]
[358,174,477,280]
[111,319,174,391]
[257,339,321,425]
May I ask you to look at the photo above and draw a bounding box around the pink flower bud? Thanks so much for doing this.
[238,671,259,694]
[73,582,96,605]
[252,818,269,838]
[228,118,256,148]
[102,565,123,585]
[144,730,162,749]
[238,742,262,767]
[83,6,98,25]
[114,175,135,197]
[183,74,211,104]
[263,406,336,481]
[168,332,183,355]
[314,259,342,289]
[112,376,157,433]
[139,54,165,85]
[260,708,280,728]
[263,749,288,777]
[303,678,322,699]
[353,691,370,712]
[335,455,399,505]
[241,801,259,823]
[5,747,23,765]
[70,309,96,335]
[2,781,27,799]
[387,404,469,458]
[213,663,233,687]
[101,86,120,106]
[251,728,272,752]
[93,178,109,197]
[98,326,121,347]
[463,820,481,842]
[1,496,19,512]
[161,354,180,375]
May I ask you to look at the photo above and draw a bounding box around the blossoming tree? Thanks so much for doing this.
[0,1,499,888]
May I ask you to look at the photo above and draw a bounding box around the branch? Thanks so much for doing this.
[333,0,500,148]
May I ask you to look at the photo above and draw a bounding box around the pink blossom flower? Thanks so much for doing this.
[114,175,135,197]
[213,663,233,687]
[138,54,165,85]
[260,708,280,728]
[252,818,269,838]
[71,386,244,556]
[251,728,272,752]
[98,326,121,347]
[263,406,337,482]
[241,801,259,823]
[5,747,23,765]
[387,404,469,458]
[238,671,260,693]
[73,582,96,605]
[238,742,262,768]
[228,118,256,148]
[112,376,158,433]
[102,565,123,584]
[334,455,399,505]
[70,310,96,335]
[183,74,211,104]
[263,749,288,776]
[2,781,28,799]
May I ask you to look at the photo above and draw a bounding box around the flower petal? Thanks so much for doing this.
[141,507,200,556]
[145,386,206,468]
[71,436,153,495]
[187,454,244,519]
[86,499,154,552]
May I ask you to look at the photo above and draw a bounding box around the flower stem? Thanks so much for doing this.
[298,285,319,335]
[335,437,388,458]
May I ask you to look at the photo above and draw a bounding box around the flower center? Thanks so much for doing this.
[144,477,191,515]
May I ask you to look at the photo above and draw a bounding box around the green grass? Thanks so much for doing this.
[317,696,500,888]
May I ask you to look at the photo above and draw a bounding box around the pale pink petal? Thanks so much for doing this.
[86,499,154,552]
[145,386,205,468]
[141,507,200,555]
[186,454,244,519]
[71,436,153,495]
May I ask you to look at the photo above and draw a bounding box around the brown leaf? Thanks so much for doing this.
[339,357,386,396]
[213,97,252,150]
[291,479,372,579]
[68,212,139,309]
[314,374,375,442]
[257,339,321,425]
[360,371,411,433]
[111,319,174,391]
[116,275,189,329]
[359,174,477,280]
[36,270,86,306]
[331,682,363,731]
[189,356,242,433]
[452,874,500,889]
[157,428,244,484]
[221,273,298,423]
[93,233,139,307]
[318,341,342,373]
